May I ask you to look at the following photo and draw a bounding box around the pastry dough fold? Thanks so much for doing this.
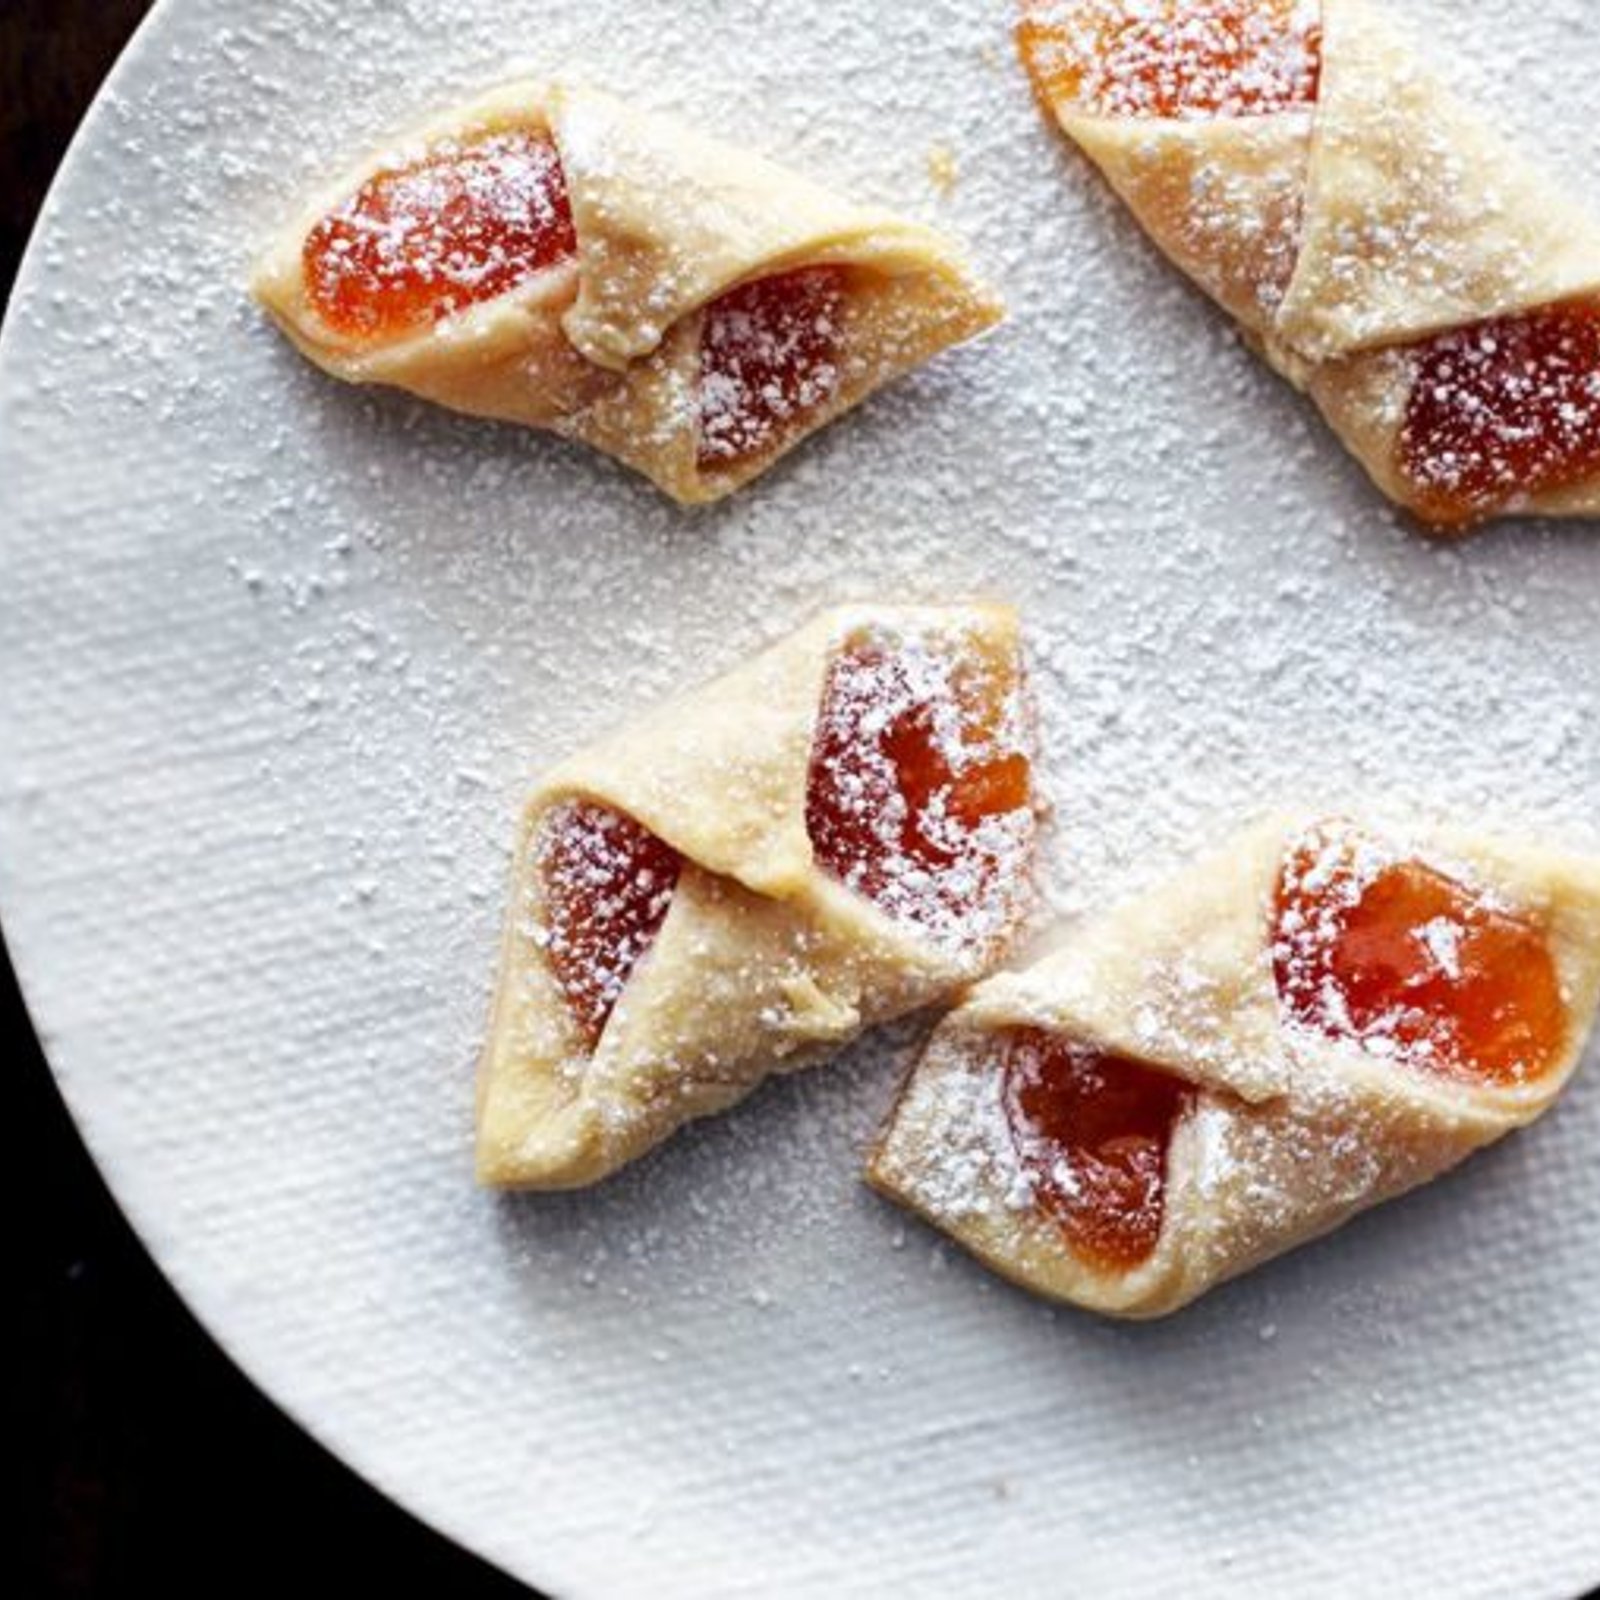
[1036,0,1600,522]
[256,82,1002,503]
[480,603,1036,1188]
[870,814,1600,1317]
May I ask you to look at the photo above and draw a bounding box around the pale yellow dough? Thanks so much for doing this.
[478,603,1035,1189]
[1044,0,1600,523]
[254,81,1002,505]
[869,814,1600,1319]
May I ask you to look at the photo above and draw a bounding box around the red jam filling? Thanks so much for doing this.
[304,128,578,339]
[1003,1029,1191,1271]
[1398,300,1600,525]
[1273,826,1566,1086]
[696,267,849,469]
[1017,0,1323,121]
[536,801,682,1051]
[805,629,1034,953]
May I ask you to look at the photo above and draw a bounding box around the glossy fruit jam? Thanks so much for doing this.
[1016,0,1323,121]
[695,267,849,469]
[304,127,578,338]
[805,627,1034,954]
[1273,824,1565,1085]
[536,801,682,1050]
[1003,1028,1192,1270]
[1398,299,1600,525]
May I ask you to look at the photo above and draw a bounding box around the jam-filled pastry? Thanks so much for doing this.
[870,815,1600,1318]
[1019,0,1600,528]
[478,603,1037,1188]
[254,81,1002,505]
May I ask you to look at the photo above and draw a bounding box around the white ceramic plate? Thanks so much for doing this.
[6,2,1600,1595]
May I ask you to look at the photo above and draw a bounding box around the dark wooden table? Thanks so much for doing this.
[2,6,535,1596]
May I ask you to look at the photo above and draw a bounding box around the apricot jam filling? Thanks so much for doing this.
[304,132,853,461]
[1003,1029,1192,1271]
[695,267,850,469]
[304,128,578,339]
[1273,825,1565,1086]
[805,628,1035,955]
[1398,300,1600,525]
[1017,0,1323,121]
[536,801,682,1051]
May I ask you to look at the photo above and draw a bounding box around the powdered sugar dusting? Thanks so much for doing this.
[305,128,576,334]
[1399,303,1600,520]
[879,1036,1038,1225]
[695,268,846,466]
[1021,0,1322,122]
[1271,819,1564,1085]
[7,1,1600,1597]
[1002,1025,1191,1267]
[806,619,1036,960]
[531,799,681,1048]
[1275,826,1420,1056]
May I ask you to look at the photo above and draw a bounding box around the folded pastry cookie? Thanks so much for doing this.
[1019,0,1600,527]
[870,814,1600,1317]
[479,603,1038,1188]
[254,81,1002,504]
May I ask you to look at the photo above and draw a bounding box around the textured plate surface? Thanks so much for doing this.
[4,2,1600,1596]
